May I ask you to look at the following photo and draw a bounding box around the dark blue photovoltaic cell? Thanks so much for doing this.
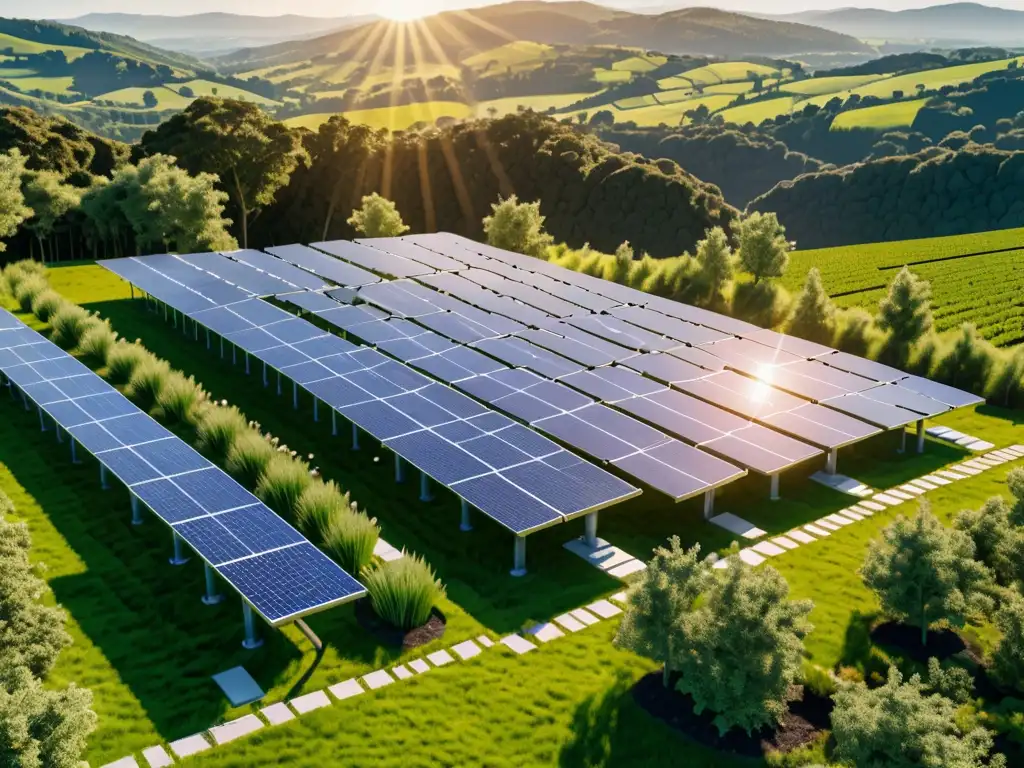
[373,360,432,391]
[4,364,43,386]
[0,309,19,329]
[279,361,334,385]
[102,413,173,447]
[40,399,93,428]
[466,412,514,433]
[417,311,498,344]
[217,543,366,625]
[305,377,373,409]
[263,318,326,345]
[417,383,489,418]
[267,244,380,286]
[228,299,294,328]
[226,328,283,353]
[568,315,676,352]
[489,367,543,391]
[442,346,508,376]
[411,354,477,383]
[574,404,667,451]
[341,400,422,439]
[0,327,41,349]
[179,252,292,296]
[358,237,465,271]
[862,383,948,416]
[133,439,212,477]
[173,469,260,514]
[385,430,491,484]
[31,357,90,381]
[132,479,208,523]
[432,420,485,443]
[76,392,138,421]
[258,345,310,370]
[281,291,339,313]
[67,422,123,453]
[317,354,367,376]
[474,338,583,379]
[533,413,637,462]
[22,380,69,405]
[502,461,607,516]
[822,393,919,429]
[616,395,725,446]
[461,434,533,470]
[101,447,165,486]
[191,306,255,336]
[385,392,459,428]
[493,423,558,457]
[609,305,730,346]
[315,240,433,279]
[218,505,305,552]
[345,369,405,398]
[612,453,710,501]
[292,335,359,359]
[175,516,252,565]
[0,348,20,367]
[646,440,746,485]
[492,391,561,423]
[525,380,593,412]
[451,474,561,534]
[228,249,329,291]
[10,341,65,363]
[552,458,641,508]
[623,353,708,385]
[457,375,518,404]
[516,329,618,367]
[55,375,115,400]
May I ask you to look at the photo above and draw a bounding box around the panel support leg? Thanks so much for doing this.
[898,428,907,455]
[220,337,224,359]
[241,602,263,650]
[206,328,211,350]
[511,536,527,577]
[277,372,282,396]
[331,410,338,437]
[770,473,780,501]
[703,488,715,520]
[395,455,405,484]
[37,406,47,432]
[419,471,433,503]
[202,563,224,606]
[351,423,360,451]
[313,398,319,422]
[169,532,189,566]
[584,511,599,549]
[231,344,236,366]
[916,419,925,454]
[244,352,250,375]
[130,495,143,526]
[460,498,472,531]
[71,439,80,464]
[826,448,838,475]
[262,362,268,388]
[55,425,63,444]
[293,381,298,410]
[100,465,109,490]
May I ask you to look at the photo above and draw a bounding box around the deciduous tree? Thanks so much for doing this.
[992,595,1024,692]
[736,211,789,284]
[21,170,81,262]
[347,193,409,239]
[482,194,553,259]
[786,266,836,344]
[0,149,30,251]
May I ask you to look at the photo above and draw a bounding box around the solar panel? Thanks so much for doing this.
[822,393,921,429]
[266,244,380,286]
[615,394,729,445]
[314,240,433,279]
[674,370,805,420]
[612,452,713,501]
[449,474,562,534]
[574,404,667,451]
[567,315,677,352]
[218,505,306,552]
[861,383,950,417]
[358,237,465,271]
[824,351,906,383]
[897,375,985,409]
[700,428,821,475]
[132,479,208,524]
[280,292,340,314]
[178,252,292,296]
[473,337,583,379]
[460,268,582,317]
[227,250,329,291]
[516,328,619,367]
[746,328,835,359]
[357,281,444,318]
[761,404,881,449]
[609,305,730,346]
[622,352,709,385]
[532,412,639,462]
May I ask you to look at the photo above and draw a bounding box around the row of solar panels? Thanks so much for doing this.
[0,309,365,626]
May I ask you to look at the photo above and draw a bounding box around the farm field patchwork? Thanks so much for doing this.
[463,41,555,72]
[680,61,780,85]
[612,54,667,73]
[284,101,473,131]
[830,97,929,130]
[715,95,800,125]
[0,31,93,60]
[612,94,734,125]
[90,85,194,109]
[173,79,280,105]
[0,73,76,94]
[841,56,1024,100]
[781,73,892,96]
[474,92,595,117]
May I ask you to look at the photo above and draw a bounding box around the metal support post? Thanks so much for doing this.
[169,532,189,566]
[37,406,47,432]
[331,410,338,437]
[293,382,298,410]
[262,362,268,388]
[71,439,80,464]
[511,536,527,578]
[419,471,433,503]
[898,428,908,454]
[55,425,63,444]
[395,455,406,484]
[242,602,263,649]
[206,328,211,350]
[584,512,599,548]
[703,488,715,520]
[826,448,838,475]
[231,344,236,365]
[313,398,319,422]
[100,464,109,490]
[460,498,472,531]
[244,353,250,375]
[276,372,282,396]
[770,473,780,501]
[351,423,360,451]
[202,563,224,606]
[916,419,925,454]
[131,495,143,525]
[220,337,224,359]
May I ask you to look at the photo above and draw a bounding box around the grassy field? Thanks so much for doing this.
[612,54,667,73]
[463,41,555,72]
[474,92,594,117]
[173,79,280,106]
[702,81,756,95]
[593,68,633,84]
[90,85,194,109]
[2,73,76,94]
[830,98,929,130]
[0,31,93,61]
[781,74,891,96]
[2,263,1022,766]
[716,96,800,125]
[284,102,473,132]
[613,94,735,126]
[841,57,1024,101]
[783,228,1024,345]
[680,61,779,85]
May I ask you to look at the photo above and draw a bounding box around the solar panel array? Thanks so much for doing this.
[0,309,364,625]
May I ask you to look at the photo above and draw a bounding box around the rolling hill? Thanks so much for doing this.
[216,2,871,72]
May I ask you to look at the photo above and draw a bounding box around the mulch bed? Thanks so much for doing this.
[870,621,968,663]
[632,671,826,758]
[355,600,446,649]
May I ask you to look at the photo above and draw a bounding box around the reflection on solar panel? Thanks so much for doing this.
[314,240,434,279]
[266,244,380,286]
[0,309,364,627]
[226,249,329,291]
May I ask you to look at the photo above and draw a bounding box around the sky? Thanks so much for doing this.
[16,0,1024,19]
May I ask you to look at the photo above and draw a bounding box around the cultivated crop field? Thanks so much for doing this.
[784,227,1024,345]
[715,95,800,126]
[781,74,891,96]
[830,98,929,130]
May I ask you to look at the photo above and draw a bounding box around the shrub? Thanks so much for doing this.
[347,193,409,238]
[255,453,313,516]
[196,404,248,460]
[30,288,62,322]
[125,357,172,411]
[153,371,206,426]
[992,596,1024,692]
[322,509,380,574]
[226,432,276,488]
[802,661,837,699]
[294,481,350,536]
[49,303,95,349]
[362,554,445,630]
[2,260,45,295]
[926,657,974,704]
[482,194,553,259]
[75,323,117,366]
[106,341,149,384]
[14,273,48,313]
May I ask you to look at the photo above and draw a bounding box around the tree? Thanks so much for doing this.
[178,86,194,98]
[831,666,1005,768]
[482,195,553,259]
[935,323,995,393]
[0,150,30,252]
[786,266,836,344]
[140,98,308,247]
[736,211,789,284]
[861,501,993,646]
[990,345,1024,407]
[955,497,1024,586]
[877,266,933,367]
[347,193,409,239]
[614,538,712,687]
[142,90,158,108]
[609,241,634,284]
[21,170,82,262]
[694,226,733,306]
[675,559,813,735]
[1009,467,1024,526]
[992,595,1024,692]
[589,110,614,126]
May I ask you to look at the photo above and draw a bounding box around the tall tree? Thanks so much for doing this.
[0,149,30,251]
[877,266,933,367]
[992,595,1024,692]
[861,501,993,645]
[347,193,409,239]
[736,211,789,284]
[482,194,553,259]
[694,226,733,306]
[831,666,1005,768]
[935,323,996,393]
[21,170,81,262]
[786,266,836,344]
[140,98,308,247]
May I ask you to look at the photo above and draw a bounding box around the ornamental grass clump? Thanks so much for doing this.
[2,260,45,295]
[226,432,275,488]
[196,404,248,460]
[154,371,206,426]
[30,289,62,322]
[125,357,172,411]
[294,481,350,537]
[255,452,313,516]
[14,273,48,313]
[49,303,95,349]
[362,554,445,630]
[75,323,117,366]
[322,508,379,574]
[106,341,149,384]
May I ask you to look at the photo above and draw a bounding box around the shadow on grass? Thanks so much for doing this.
[838,609,879,673]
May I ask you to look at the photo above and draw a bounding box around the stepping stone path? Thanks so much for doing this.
[103,758,139,768]
[142,746,173,768]
[328,679,364,700]
[751,540,786,556]
[708,512,766,539]
[815,518,840,531]
[373,539,404,562]
[825,514,854,527]
[209,715,263,746]
[407,660,431,675]
[528,623,565,643]
[392,665,414,681]
[587,600,623,619]
[569,608,601,626]
[452,639,483,659]
[835,509,864,522]
[427,650,455,667]
[804,524,831,537]
[899,484,925,495]
[260,702,295,725]
[169,734,211,759]
[771,536,800,550]
[500,635,537,655]
[738,549,766,566]
[362,670,396,690]
[291,690,331,714]
[872,493,902,506]
[554,613,587,632]
[476,635,494,648]
[859,500,886,512]
[788,530,816,544]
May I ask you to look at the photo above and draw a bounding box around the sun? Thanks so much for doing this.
[379,0,430,21]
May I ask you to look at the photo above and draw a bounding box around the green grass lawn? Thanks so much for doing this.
[173,79,280,106]
[781,74,891,97]
[612,54,667,73]
[612,94,734,126]
[716,96,799,126]
[90,85,194,109]
[680,62,779,86]
[0,31,93,61]
[284,102,473,132]
[4,262,1022,766]
[593,68,633,84]
[474,92,595,117]
[830,98,929,131]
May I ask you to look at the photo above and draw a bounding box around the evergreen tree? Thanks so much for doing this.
[1009,467,1024,526]
[877,266,933,367]
[694,226,733,305]
[831,666,1005,768]
[786,266,836,344]
[482,195,553,259]
[737,211,789,284]
[861,501,993,645]
[955,497,1024,586]
[992,595,1024,692]
[347,193,409,238]
[936,323,995,393]
[0,150,30,252]
[991,345,1024,407]
[608,241,634,284]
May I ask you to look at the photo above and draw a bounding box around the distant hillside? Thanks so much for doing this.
[769,3,1024,46]
[58,12,379,57]
[216,2,870,71]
